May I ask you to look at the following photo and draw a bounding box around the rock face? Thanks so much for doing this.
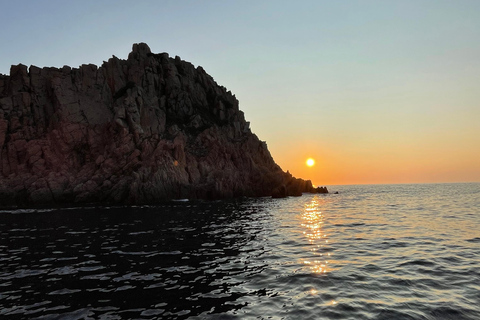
[0,43,326,206]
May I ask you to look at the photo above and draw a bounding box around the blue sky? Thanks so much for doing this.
[1,0,479,184]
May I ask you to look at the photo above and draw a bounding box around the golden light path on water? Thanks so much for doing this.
[300,196,337,305]
[301,197,331,274]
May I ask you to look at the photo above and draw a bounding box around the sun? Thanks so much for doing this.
[306,158,315,167]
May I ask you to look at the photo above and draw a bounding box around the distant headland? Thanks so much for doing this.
[0,43,327,207]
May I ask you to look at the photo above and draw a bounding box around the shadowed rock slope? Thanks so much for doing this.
[0,43,326,206]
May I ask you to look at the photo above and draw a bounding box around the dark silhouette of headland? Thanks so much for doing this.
[0,43,327,207]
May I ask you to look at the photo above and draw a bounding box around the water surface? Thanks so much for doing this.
[1,183,479,319]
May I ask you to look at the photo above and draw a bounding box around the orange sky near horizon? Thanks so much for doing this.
[256,99,480,186]
[265,128,480,186]
[273,143,480,186]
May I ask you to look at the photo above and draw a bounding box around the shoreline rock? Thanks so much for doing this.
[0,43,327,207]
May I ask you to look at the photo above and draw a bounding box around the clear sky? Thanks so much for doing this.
[1,0,479,185]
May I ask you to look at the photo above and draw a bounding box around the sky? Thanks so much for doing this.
[1,0,479,186]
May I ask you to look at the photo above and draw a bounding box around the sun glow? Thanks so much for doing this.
[306,158,315,167]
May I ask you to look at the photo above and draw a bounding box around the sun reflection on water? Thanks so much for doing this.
[301,197,331,275]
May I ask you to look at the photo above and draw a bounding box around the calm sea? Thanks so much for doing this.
[1,183,479,319]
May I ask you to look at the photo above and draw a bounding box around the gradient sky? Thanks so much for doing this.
[1,0,479,185]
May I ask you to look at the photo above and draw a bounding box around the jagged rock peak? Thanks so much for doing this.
[128,42,152,61]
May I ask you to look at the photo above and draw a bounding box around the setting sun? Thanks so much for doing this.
[306,158,315,167]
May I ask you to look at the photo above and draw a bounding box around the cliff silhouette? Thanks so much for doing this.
[0,43,327,206]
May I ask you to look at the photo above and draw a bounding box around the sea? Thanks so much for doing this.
[0,183,479,319]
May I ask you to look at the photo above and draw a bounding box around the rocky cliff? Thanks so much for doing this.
[0,43,326,206]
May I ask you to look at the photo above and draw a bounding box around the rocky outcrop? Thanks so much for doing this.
[0,43,327,206]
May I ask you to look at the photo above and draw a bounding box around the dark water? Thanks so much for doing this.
[1,183,479,319]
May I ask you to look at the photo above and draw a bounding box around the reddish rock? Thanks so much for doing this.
[0,43,327,207]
